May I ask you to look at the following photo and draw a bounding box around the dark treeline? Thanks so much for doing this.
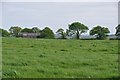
[0,22,120,40]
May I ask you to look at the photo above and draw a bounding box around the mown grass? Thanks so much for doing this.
[2,38,119,78]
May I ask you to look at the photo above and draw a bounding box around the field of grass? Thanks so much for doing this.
[2,38,119,78]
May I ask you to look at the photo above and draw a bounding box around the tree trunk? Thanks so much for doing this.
[61,32,65,39]
[76,30,79,39]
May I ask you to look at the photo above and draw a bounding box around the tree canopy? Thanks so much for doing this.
[21,28,33,33]
[9,26,22,37]
[90,25,110,39]
[115,24,120,36]
[56,28,66,39]
[0,28,10,37]
[68,22,89,39]
[32,27,41,33]
[40,27,54,39]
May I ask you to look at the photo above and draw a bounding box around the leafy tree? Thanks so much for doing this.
[115,24,120,39]
[56,28,66,39]
[40,27,54,39]
[0,28,10,37]
[9,26,22,37]
[68,22,89,39]
[32,27,41,33]
[66,29,76,37]
[90,25,110,39]
[21,28,33,33]
[115,24,120,36]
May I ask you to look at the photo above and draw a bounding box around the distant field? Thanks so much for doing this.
[2,38,119,78]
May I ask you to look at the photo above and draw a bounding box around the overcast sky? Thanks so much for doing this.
[1,1,118,34]
[1,0,119,2]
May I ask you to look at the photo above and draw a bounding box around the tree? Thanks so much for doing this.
[9,26,22,37]
[21,28,33,33]
[40,27,54,39]
[115,24,120,36]
[32,27,41,33]
[115,24,120,39]
[68,22,89,39]
[90,25,110,39]
[0,28,10,37]
[56,28,66,39]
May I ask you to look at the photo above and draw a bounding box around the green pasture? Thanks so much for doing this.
[2,38,119,78]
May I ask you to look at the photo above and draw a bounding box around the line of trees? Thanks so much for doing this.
[0,21,120,39]
[8,26,54,39]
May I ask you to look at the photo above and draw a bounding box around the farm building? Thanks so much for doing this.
[19,32,40,38]
[107,34,117,40]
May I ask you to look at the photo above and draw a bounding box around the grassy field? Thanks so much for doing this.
[2,38,119,78]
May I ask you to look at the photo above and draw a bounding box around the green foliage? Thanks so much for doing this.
[0,28,10,37]
[40,27,54,39]
[90,25,110,40]
[21,28,33,33]
[68,22,89,39]
[9,26,22,37]
[2,38,118,78]
[32,27,41,33]
[20,27,41,38]
[56,28,66,39]
[115,24,120,37]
